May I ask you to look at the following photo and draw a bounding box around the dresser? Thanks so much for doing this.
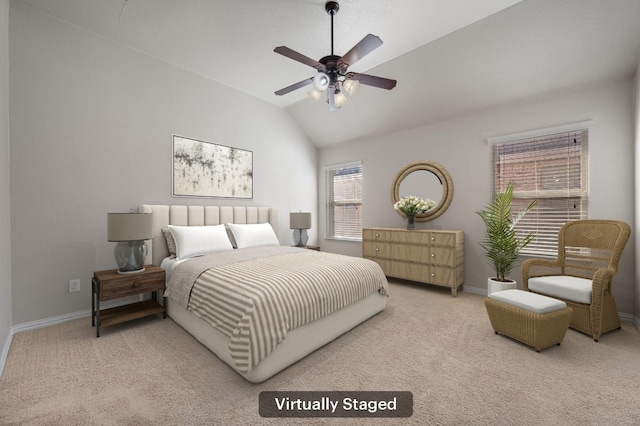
[363,228,464,297]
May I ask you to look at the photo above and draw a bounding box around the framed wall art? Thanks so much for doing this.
[172,135,253,199]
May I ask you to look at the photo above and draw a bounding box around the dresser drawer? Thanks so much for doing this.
[390,243,429,263]
[363,241,391,258]
[428,232,458,246]
[363,228,391,242]
[388,230,431,245]
[427,246,457,267]
[367,258,390,275]
[389,260,429,283]
[427,266,456,286]
[99,271,165,300]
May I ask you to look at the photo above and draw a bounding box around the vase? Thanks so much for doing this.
[406,214,416,230]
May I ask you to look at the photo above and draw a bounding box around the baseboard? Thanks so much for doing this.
[0,328,14,380]
[11,309,91,334]
[461,286,485,296]
[11,295,147,334]
[2,308,96,378]
[1,297,153,378]
[620,312,640,329]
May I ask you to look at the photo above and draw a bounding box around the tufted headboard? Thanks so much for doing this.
[139,204,278,266]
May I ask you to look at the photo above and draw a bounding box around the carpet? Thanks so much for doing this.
[1,280,639,425]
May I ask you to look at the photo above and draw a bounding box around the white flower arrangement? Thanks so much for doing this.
[394,195,437,215]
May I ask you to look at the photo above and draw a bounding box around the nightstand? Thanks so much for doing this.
[91,264,166,337]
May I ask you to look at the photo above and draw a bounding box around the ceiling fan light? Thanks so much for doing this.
[313,72,330,91]
[343,79,360,96]
[334,90,348,107]
[308,88,323,101]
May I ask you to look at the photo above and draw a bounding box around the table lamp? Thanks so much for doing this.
[289,212,311,247]
[107,212,153,274]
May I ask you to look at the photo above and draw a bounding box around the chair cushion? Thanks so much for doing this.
[489,289,567,314]
[528,276,592,304]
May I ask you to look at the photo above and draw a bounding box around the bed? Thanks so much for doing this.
[139,204,388,383]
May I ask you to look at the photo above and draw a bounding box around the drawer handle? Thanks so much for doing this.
[375,247,379,252]
[375,233,379,237]
[431,237,435,241]
[431,273,435,277]
[431,253,435,258]
[132,281,139,287]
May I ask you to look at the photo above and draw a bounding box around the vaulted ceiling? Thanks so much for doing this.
[14,0,640,147]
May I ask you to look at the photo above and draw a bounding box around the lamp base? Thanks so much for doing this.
[117,267,147,275]
[114,240,148,274]
[292,229,309,247]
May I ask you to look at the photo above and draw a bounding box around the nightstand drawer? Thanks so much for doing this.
[98,270,165,300]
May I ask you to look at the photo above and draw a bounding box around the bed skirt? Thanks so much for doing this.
[167,291,387,383]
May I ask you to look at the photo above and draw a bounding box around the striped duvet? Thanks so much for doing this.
[166,246,388,374]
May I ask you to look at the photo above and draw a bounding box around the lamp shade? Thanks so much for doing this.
[342,78,360,96]
[308,88,323,102]
[334,90,348,107]
[289,212,312,230]
[313,72,330,91]
[108,213,153,241]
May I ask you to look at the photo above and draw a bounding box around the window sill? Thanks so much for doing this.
[324,236,362,243]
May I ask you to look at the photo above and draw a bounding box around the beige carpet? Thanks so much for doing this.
[1,280,639,425]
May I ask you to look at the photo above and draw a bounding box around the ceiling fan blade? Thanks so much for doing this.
[347,72,397,90]
[274,78,313,96]
[274,46,326,72]
[337,34,383,69]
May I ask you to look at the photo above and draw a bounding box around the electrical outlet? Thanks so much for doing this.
[69,279,81,293]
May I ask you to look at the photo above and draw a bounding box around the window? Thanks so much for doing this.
[491,128,588,256]
[325,162,363,240]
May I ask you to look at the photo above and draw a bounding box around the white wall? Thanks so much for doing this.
[7,2,637,328]
[8,3,318,325]
[0,0,12,368]
[634,56,640,322]
[319,78,636,315]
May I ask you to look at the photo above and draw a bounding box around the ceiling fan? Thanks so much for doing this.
[274,1,397,111]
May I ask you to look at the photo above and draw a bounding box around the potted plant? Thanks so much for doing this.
[476,181,536,295]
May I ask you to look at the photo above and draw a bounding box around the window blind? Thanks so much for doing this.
[325,162,363,240]
[491,129,588,256]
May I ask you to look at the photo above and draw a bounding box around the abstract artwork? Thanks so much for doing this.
[172,135,253,198]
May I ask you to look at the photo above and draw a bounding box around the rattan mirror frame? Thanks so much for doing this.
[391,161,454,222]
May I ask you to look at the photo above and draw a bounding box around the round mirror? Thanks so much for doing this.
[391,161,454,222]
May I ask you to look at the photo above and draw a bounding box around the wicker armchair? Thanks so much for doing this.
[522,220,630,342]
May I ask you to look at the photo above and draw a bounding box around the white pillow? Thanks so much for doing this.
[226,223,280,249]
[168,225,233,259]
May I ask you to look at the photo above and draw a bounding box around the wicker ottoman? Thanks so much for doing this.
[484,289,573,352]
